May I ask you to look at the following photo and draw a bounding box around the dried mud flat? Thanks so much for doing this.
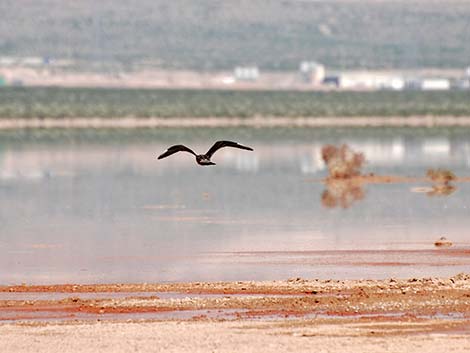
[1,274,470,352]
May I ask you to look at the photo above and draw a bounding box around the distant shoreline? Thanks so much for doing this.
[1,116,470,129]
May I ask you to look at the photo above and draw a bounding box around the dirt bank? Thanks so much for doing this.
[1,116,470,129]
[1,274,470,322]
[1,274,470,352]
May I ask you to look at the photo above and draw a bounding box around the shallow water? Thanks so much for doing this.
[0,127,469,284]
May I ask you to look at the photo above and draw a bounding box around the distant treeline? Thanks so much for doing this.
[2,0,470,70]
[1,87,470,118]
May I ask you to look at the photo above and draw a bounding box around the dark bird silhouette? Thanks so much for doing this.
[157,141,253,166]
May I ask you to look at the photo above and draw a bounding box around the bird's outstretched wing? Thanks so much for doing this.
[205,141,253,158]
[158,145,197,159]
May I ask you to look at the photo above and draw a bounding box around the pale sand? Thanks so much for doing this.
[1,319,470,353]
[1,116,470,129]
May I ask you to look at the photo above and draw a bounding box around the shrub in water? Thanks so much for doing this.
[321,144,365,179]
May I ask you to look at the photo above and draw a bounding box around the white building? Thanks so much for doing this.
[338,72,405,90]
[299,61,325,85]
[420,79,450,91]
[234,66,259,81]
[20,57,44,67]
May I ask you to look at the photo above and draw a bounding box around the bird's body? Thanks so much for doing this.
[158,141,253,166]
[196,155,216,166]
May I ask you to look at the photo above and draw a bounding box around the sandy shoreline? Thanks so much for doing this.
[3,319,470,353]
[1,274,470,352]
[1,116,470,129]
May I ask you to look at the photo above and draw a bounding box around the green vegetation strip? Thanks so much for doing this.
[1,87,470,119]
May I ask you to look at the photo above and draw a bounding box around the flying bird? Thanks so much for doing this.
[157,140,253,166]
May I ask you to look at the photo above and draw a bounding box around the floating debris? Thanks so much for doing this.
[410,186,434,194]
[434,237,453,248]
[141,204,187,210]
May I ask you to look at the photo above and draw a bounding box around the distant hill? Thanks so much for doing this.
[1,0,470,71]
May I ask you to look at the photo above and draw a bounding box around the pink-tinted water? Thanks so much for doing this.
[1,128,469,284]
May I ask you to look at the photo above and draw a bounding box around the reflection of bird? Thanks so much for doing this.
[157,141,253,166]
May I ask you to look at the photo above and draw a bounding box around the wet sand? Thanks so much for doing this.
[1,274,470,352]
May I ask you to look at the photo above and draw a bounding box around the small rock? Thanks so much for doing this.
[288,277,302,282]
[434,237,452,247]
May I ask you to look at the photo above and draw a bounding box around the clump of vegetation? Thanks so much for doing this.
[424,168,457,197]
[426,168,457,185]
[321,144,365,179]
[321,179,365,209]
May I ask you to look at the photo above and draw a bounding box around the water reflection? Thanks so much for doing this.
[427,184,457,197]
[1,133,470,179]
[321,179,365,209]
[0,128,469,283]
[411,185,457,197]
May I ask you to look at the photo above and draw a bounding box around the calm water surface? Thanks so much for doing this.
[0,127,469,284]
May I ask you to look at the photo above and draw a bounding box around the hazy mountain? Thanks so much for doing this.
[1,0,469,71]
